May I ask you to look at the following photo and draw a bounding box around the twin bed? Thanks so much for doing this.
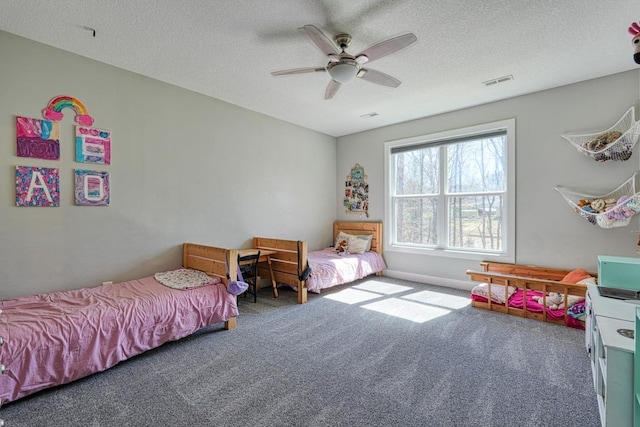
[0,223,386,403]
[253,221,387,304]
[0,243,239,404]
[466,261,593,329]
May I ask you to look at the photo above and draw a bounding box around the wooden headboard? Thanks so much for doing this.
[251,238,303,292]
[182,243,238,330]
[182,243,239,284]
[333,221,383,255]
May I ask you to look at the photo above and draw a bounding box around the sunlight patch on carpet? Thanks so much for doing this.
[323,288,383,304]
[352,280,413,295]
[401,290,471,309]
[361,298,451,323]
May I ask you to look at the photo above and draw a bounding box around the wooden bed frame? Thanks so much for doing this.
[0,243,239,404]
[183,242,239,329]
[466,261,592,326]
[253,221,383,304]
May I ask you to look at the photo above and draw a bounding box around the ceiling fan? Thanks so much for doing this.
[271,25,417,100]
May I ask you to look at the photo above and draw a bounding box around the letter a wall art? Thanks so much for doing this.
[15,166,60,207]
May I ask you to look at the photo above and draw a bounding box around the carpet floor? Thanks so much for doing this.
[0,276,600,426]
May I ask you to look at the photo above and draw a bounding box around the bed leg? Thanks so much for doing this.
[224,317,237,330]
[298,285,308,304]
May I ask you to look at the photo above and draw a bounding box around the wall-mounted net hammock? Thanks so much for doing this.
[561,106,640,162]
[555,172,640,228]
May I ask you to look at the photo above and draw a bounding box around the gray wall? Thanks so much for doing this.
[337,70,640,289]
[0,31,337,299]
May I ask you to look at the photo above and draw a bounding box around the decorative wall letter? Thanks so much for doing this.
[74,170,110,206]
[76,126,111,164]
[16,116,60,160]
[15,166,60,207]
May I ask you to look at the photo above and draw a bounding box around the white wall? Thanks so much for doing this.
[337,70,640,288]
[0,31,337,299]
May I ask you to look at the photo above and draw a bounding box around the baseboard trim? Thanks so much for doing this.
[382,269,474,292]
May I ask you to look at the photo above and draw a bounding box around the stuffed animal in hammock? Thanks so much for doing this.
[630,21,640,64]
[335,239,349,255]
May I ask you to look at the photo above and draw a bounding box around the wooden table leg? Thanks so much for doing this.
[266,255,278,298]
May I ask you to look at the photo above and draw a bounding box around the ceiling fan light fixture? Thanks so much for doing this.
[328,62,358,83]
[272,24,418,99]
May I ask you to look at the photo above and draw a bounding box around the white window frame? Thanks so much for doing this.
[384,119,515,263]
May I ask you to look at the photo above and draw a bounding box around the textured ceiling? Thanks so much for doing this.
[1,1,639,137]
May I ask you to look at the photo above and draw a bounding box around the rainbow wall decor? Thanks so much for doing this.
[16,116,60,160]
[42,95,94,126]
[16,166,60,207]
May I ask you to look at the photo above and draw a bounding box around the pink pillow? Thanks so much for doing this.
[561,268,591,284]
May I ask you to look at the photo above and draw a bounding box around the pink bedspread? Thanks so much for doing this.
[306,248,387,293]
[471,290,585,329]
[508,290,566,320]
[0,274,238,403]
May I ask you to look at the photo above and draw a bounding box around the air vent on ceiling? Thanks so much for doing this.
[360,112,379,119]
[482,74,514,87]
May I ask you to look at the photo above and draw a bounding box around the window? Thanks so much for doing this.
[384,119,515,261]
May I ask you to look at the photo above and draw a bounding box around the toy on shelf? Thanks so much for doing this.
[555,171,640,228]
[561,106,640,162]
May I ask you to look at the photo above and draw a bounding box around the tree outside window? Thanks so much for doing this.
[386,119,514,259]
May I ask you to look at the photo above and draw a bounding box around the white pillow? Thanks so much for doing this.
[471,283,516,304]
[335,231,373,251]
[347,235,368,254]
[154,268,217,289]
[577,277,597,286]
[357,234,373,251]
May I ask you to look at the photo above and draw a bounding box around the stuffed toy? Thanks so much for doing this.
[630,21,640,64]
[532,292,565,310]
[532,292,583,310]
[335,239,349,255]
[606,196,636,220]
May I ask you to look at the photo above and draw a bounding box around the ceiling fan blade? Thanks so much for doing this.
[324,80,341,99]
[355,33,417,64]
[358,68,401,87]
[301,24,340,57]
[271,67,326,76]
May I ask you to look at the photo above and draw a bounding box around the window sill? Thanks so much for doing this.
[385,244,514,263]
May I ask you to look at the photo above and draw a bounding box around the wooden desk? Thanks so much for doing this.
[237,249,278,298]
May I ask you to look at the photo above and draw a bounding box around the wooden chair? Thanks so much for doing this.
[238,251,260,303]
